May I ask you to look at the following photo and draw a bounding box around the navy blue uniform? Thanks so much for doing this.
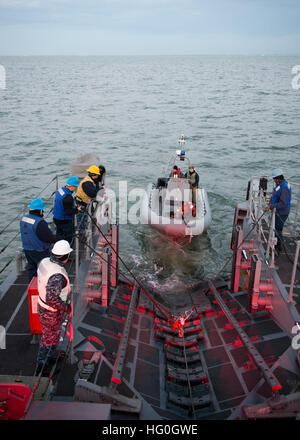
[20,210,56,281]
[270,180,292,246]
[53,186,78,243]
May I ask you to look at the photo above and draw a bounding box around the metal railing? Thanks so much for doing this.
[0,174,66,281]
[246,176,300,298]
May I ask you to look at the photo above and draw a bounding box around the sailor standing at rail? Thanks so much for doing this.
[20,198,57,281]
[265,168,292,252]
[35,240,73,375]
[75,165,103,230]
[53,176,81,244]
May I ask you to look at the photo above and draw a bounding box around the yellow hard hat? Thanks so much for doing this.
[87,165,100,175]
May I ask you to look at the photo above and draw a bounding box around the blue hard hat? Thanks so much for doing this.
[28,198,45,210]
[272,168,283,178]
[66,176,79,187]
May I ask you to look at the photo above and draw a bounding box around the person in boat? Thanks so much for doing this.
[53,176,81,244]
[265,168,291,252]
[35,240,73,375]
[185,166,199,209]
[170,165,182,178]
[20,198,57,281]
[75,165,102,230]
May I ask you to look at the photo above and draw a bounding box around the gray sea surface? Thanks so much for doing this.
[0,55,299,295]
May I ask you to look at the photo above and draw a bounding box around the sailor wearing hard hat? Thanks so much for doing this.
[265,168,292,252]
[53,176,81,244]
[35,240,73,375]
[75,165,101,206]
[20,198,57,281]
[75,165,103,230]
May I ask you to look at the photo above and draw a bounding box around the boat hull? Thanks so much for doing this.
[141,183,211,239]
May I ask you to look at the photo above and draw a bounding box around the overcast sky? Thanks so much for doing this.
[0,0,299,55]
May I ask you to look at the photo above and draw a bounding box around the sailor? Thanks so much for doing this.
[75,165,101,230]
[53,176,81,244]
[20,198,57,281]
[265,168,291,252]
[36,240,73,375]
[185,166,199,209]
[170,165,182,178]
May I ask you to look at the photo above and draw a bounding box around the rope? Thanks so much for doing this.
[0,176,59,238]
[0,257,14,275]
[0,217,20,237]
[80,232,173,321]
[26,310,72,414]
[173,234,193,248]
[182,332,196,419]
[41,315,74,400]
[0,231,20,256]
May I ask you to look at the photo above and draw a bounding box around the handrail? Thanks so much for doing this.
[0,175,66,278]
[288,240,300,303]
[247,176,300,266]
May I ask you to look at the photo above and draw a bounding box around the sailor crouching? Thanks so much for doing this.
[35,240,73,376]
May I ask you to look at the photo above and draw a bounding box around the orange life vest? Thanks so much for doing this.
[172,168,181,178]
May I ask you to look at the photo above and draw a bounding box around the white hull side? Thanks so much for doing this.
[141,184,211,238]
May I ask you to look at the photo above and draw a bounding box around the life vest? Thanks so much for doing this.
[20,214,50,252]
[37,257,70,312]
[270,180,291,215]
[172,168,181,178]
[53,186,75,221]
[76,175,96,205]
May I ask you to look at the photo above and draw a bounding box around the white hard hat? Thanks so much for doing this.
[52,240,73,256]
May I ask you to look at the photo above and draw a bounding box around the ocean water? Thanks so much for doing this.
[0,55,300,296]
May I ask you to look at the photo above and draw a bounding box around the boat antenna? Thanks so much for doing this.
[178,133,185,149]
[176,133,186,162]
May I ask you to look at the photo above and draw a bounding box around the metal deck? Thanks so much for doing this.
[1,176,300,420]
[0,234,299,419]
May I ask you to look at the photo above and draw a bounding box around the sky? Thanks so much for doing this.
[0,0,300,55]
